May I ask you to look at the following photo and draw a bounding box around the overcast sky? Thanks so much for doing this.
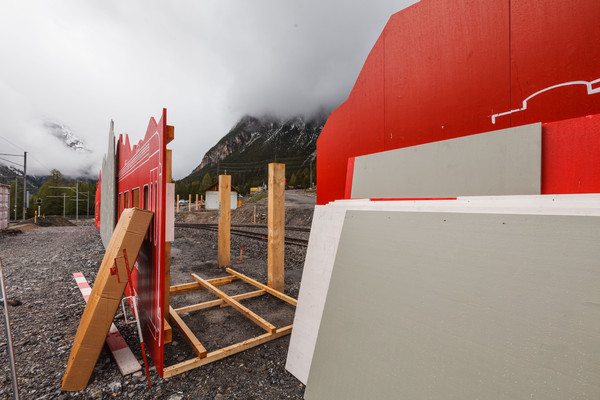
[0,0,417,179]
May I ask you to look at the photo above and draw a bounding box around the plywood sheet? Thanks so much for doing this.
[100,121,117,248]
[305,210,600,399]
[351,123,541,199]
[62,208,153,391]
[287,194,600,384]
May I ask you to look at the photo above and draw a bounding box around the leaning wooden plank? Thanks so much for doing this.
[168,306,207,358]
[226,268,297,306]
[62,208,154,391]
[191,273,276,334]
[72,273,141,376]
[174,290,266,314]
[170,276,237,294]
[163,325,293,378]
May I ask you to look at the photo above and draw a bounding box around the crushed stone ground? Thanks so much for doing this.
[0,198,312,399]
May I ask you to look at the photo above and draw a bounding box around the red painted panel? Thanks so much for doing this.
[383,0,510,150]
[95,174,101,230]
[542,114,600,194]
[344,157,355,199]
[317,0,600,204]
[508,0,600,126]
[117,109,167,376]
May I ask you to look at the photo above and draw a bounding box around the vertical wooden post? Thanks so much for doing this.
[195,194,199,210]
[268,163,285,291]
[218,175,231,267]
[188,194,191,212]
[164,149,173,323]
[176,194,180,212]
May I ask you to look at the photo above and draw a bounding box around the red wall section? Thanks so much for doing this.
[509,0,600,127]
[117,109,167,376]
[317,0,600,204]
[383,0,510,150]
[542,114,600,194]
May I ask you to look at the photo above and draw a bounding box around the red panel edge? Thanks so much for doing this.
[344,157,355,199]
[371,198,457,201]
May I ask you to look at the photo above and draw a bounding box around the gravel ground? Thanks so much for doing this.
[0,196,312,400]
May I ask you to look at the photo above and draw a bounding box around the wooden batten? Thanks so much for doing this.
[168,306,207,358]
[268,163,285,291]
[174,290,265,314]
[170,276,237,294]
[218,175,231,267]
[226,268,297,306]
[163,325,293,378]
[191,273,276,334]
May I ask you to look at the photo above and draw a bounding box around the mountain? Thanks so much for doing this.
[44,120,89,152]
[180,111,329,194]
[0,164,47,192]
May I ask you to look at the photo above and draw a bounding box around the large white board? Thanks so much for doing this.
[286,194,600,384]
[306,210,600,399]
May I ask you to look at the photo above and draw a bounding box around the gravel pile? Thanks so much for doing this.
[0,210,310,399]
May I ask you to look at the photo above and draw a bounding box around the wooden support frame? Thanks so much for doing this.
[164,270,296,378]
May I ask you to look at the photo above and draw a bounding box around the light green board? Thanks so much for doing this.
[351,123,541,198]
[306,210,600,399]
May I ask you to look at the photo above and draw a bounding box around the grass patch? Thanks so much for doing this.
[246,192,268,203]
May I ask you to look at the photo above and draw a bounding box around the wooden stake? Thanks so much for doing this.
[188,194,191,212]
[176,194,180,213]
[218,175,231,267]
[195,194,199,210]
[268,163,285,291]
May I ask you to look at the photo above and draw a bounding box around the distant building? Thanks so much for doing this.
[0,184,10,229]
[204,183,239,210]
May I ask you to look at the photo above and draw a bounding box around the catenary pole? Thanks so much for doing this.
[21,152,26,221]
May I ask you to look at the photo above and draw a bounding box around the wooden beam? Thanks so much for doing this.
[174,290,265,314]
[226,268,297,307]
[163,318,172,344]
[191,273,276,334]
[164,148,173,318]
[168,306,207,358]
[166,125,175,144]
[170,276,237,294]
[218,175,231,267]
[163,325,293,378]
[268,163,285,291]
[62,209,154,391]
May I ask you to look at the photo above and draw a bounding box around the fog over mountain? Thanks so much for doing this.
[0,1,418,179]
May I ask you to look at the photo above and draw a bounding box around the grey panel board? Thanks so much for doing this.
[305,210,600,399]
[100,120,117,249]
[351,123,541,198]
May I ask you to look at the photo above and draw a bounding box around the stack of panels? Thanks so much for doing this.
[287,196,600,399]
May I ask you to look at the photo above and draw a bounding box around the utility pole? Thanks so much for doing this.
[22,151,26,221]
[76,181,79,220]
[13,178,17,220]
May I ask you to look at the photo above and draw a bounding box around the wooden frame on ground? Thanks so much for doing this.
[163,268,296,378]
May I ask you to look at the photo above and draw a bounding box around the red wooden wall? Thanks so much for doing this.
[117,109,167,376]
[317,0,600,204]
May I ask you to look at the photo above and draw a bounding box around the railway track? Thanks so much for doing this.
[175,223,309,247]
